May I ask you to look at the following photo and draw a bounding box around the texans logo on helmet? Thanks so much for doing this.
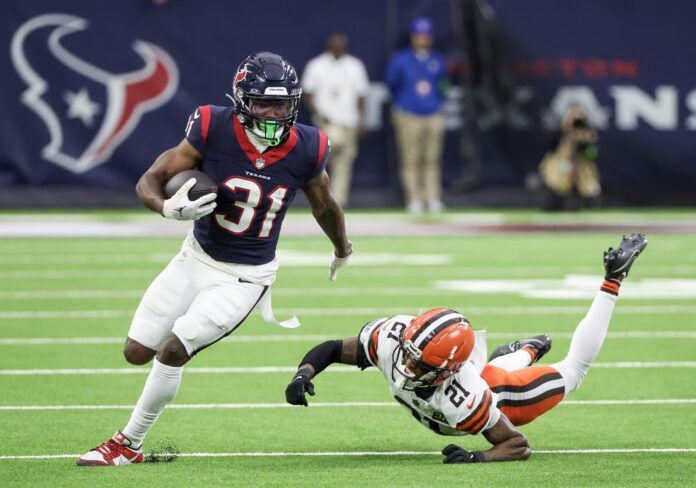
[10,13,179,174]
[234,65,250,85]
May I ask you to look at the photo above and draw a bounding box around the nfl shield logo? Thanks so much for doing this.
[255,158,265,169]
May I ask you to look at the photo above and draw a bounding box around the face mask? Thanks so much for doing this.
[254,119,285,146]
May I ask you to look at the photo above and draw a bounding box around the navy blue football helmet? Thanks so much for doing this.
[231,52,302,146]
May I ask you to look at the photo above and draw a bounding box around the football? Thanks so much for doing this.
[164,169,217,201]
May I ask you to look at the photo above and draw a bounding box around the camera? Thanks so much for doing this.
[572,118,589,129]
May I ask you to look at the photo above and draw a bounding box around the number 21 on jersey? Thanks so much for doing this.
[215,177,288,238]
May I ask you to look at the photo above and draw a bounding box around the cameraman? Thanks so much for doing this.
[539,107,601,211]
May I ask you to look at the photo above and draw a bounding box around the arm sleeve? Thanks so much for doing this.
[298,340,342,376]
[184,105,213,155]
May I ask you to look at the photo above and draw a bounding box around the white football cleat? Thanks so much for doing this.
[407,201,424,215]
[427,200,445,214]
[76,431,143,466]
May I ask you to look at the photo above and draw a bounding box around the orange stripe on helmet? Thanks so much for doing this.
[407,308,451,335]
[416,308,451,323]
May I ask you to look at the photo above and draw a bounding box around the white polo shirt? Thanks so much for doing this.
[301,52,369,128]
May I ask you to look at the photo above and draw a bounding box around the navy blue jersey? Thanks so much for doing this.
[184,105,329,264]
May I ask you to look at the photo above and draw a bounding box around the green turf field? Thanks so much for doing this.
[1,213,695,486]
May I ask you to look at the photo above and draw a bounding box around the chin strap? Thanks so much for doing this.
[244,128,272,153]
[229,95,285,146]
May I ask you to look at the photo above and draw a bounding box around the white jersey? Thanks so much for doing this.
[359,315,500,436]
[301,52,369,127]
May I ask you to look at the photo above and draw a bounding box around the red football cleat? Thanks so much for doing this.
[76,431,143,466]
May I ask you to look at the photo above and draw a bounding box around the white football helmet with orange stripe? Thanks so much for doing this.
[391,308,475,391]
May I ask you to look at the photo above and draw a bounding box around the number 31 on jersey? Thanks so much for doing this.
[215,177,288,238]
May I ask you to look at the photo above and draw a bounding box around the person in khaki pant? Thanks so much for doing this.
[386,17,449,214]
[540,107,601,211]
[392,109,446,213]
[302,33,369,207]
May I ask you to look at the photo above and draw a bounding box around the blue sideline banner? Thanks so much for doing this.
[1,1,694,202]
[479,0,696,200]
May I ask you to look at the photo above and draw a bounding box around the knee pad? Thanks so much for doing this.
[171,315,207,357]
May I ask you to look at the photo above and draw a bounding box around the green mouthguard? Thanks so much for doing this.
[258,120,282,146]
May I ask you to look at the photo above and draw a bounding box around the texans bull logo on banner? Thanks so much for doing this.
[10,13,179,174]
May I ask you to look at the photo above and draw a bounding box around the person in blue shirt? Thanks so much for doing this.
[386,16,449,214]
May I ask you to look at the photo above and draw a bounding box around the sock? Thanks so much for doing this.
[600,279,621,296]
[521,346,538,363]
[552,284,618,395]
[488,349,533,372]
[122,359,183,447]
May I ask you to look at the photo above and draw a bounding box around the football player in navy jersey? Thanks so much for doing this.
[77,52,353,466]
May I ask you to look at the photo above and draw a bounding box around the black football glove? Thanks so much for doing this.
[285,374,315,407]
[442,444,484,464]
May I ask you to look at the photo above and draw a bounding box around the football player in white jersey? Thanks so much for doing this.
[286,234,647,463]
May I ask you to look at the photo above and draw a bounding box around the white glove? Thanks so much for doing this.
[329,242,353,281]
[162,178,217,221]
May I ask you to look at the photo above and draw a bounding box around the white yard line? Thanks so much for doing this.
[0,335,332,345]
[0,399,694,411]
[2,330,696,346]
[2,266,696,280]
[5,283,696,300]
[0,270,158,280]
[3,305,696,320]
[589,362,696,368]
[0,448,694,460]
[0,254,452,266]
[0,288,451,299]
[0,311,131,319]
[561,399,696,405]
[0,290,143,299]
[0,402,395,411]
[1,362,695,376]
[0,254,172,265]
